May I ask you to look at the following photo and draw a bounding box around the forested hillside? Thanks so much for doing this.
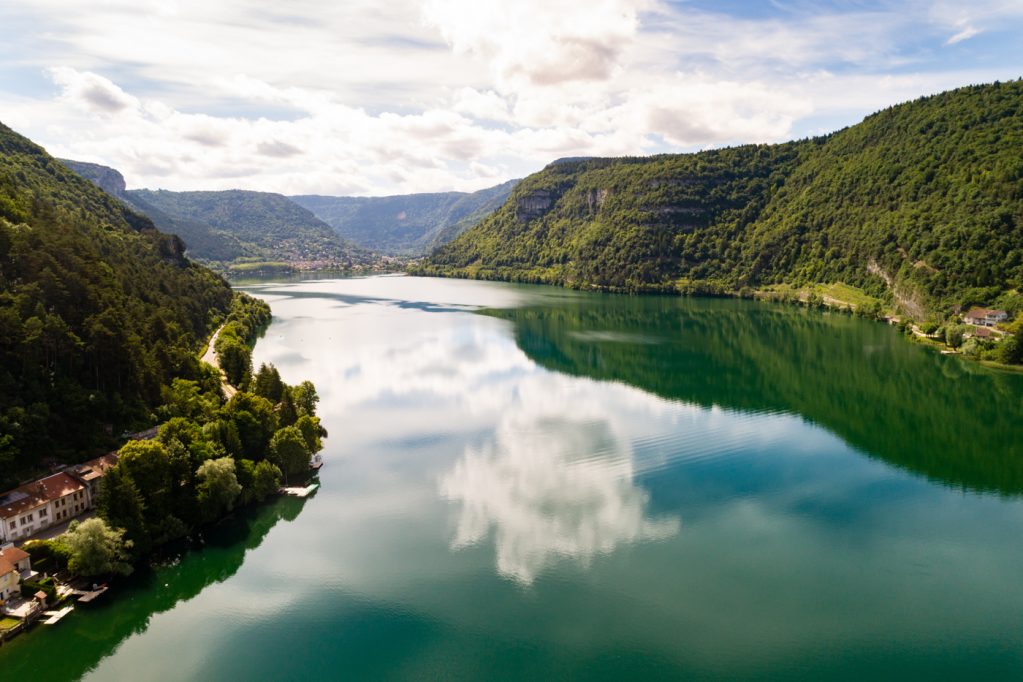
[292,179,517,255]
[422,80,1023,315]
[0,122,234,486]
[62,159,361,271]
[61,160,249,262]
[128,189,356,268]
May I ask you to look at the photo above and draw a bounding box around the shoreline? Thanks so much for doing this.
[1,297,322,647]
[406,269,1020,372]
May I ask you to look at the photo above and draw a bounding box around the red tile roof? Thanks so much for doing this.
[0,547,29,563]
[0,557,16,577]
[0,472,84,519]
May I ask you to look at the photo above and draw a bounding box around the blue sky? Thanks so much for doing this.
[0,0,1021,195]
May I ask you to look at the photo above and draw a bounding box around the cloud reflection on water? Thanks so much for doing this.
[440,377,681,585]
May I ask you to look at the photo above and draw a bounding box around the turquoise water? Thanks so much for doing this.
[4,275,1023,680]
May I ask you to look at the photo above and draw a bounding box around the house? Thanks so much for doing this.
[0,546,33,582]
[68,453,119,507]
[0,473,89,544]
[0,545,32,604]
[0,556,19,604]
[964,307,1008,327]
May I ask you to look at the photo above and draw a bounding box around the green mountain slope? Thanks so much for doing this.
[292,179,518,255]
[422,80,1023,315]
[0,122,234,482]
[128,189,355,267]
[61,159,360,268]
[60,160,249,262]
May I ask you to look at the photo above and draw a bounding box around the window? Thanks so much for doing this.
[39,508,48,517]
[7,520,13,530]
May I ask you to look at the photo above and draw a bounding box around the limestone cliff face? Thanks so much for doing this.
[516,189,556,221]
[586,188,611,213]
[59,159,127,198]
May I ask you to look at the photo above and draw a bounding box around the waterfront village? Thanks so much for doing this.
[0,430,154,642]
[0,462,113,639]
[0,434,322,644]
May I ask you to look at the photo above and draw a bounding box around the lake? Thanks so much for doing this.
[4,275,1023,680]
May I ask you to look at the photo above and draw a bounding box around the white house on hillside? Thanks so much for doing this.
[964,307,1008,327]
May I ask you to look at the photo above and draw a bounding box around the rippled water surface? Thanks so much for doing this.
[5,275,1023,680]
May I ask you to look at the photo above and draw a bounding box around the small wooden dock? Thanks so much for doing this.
[74,586,109,603]
[42,606,74,625]
[281,483,319,498]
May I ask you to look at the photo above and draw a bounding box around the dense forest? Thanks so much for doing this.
[0,122,237,487]
[292,179,518,255]
[420,80,1023,319]
[25,298,325,576]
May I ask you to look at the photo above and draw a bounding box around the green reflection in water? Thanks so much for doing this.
[0,497,307,678]
[485,294,1023,495]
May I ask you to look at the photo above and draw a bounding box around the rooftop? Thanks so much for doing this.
[965,307,1008,318]
[0,547,29,564]
[71,453,119,483]
[0,472,84,519]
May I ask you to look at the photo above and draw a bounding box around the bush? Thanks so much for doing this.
[22,538,72,571]
[22,577,57,602]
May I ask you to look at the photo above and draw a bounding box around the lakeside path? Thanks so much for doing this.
[200,324,237,399]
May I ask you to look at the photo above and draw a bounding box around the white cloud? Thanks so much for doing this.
[49,66,139,114]
[1,0,1021,194]
[945,24,983,45]
[422,0,649,88]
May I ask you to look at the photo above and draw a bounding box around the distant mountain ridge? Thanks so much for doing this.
[132,188,355,266]
[64,160,515,262]
[61,160,357,268]
[61,160,249,261]
[292,179,518,255]
[421,80,1023,317]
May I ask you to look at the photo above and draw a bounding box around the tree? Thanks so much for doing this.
[158,378,217,421]
[268,426,310,481]
[62,517,133,577]
[291,380,319,417]
[202,418,242,458]
[253,363,285,402]
[96,466,149,555]
[115,439,191,543]
[223,392,276,458]
[196,457,242,522]
[945,324,968,349]
[252,460,283,502]
[295,415,327,454]
[217,337,250,386]
[277,390,298,427]
[117,440,174,518]
[998,332,1023,365]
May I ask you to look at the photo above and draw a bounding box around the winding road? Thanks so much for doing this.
[200,325,237,399]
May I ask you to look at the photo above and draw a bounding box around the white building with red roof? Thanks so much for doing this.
[0,472,90,544]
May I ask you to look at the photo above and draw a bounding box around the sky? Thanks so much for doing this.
[1,0,1022,196]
